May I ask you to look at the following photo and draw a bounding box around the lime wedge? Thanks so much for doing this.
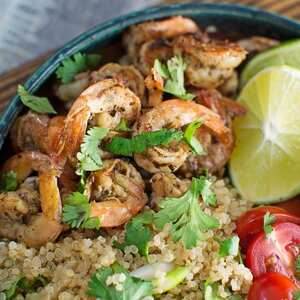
[241,39,300,87]
[229,66,300,204]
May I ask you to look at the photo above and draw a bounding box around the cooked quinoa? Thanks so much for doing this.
[0,179,253,300]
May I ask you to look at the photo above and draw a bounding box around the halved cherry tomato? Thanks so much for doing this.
[246,222,300,283]
[236,206,300,251]
[248,272,298,300]
[277,196,300,218]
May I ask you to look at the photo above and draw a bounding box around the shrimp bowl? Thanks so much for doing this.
[2,3,300,300]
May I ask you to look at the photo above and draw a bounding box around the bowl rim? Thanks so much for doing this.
[1,2,300,149]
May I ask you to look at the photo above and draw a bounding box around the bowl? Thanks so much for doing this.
[1,3,300,150]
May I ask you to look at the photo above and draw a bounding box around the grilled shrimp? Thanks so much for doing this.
[180,89,246,176]
[10,111,50,153]
[123,16,199,74]
[150,172,190,208]
[56,79,141,163]
[54,71,90,102]
[237,36,279,54]
[133,99,232,173]
[173,34,247,88]
[85,159,147,227]
[91,63,145,100]
[0,151,62,246]
[144,66,164,107]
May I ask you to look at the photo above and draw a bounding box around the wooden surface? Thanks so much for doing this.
[0,0,300,113]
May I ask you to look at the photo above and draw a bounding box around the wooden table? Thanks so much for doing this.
[0,0,300,113]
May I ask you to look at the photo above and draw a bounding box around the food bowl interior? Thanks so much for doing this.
[1,3,300,159]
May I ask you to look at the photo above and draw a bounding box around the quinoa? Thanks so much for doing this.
[0,179,253,299]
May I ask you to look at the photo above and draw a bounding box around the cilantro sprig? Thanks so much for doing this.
[0,171,18,192]
[76,127,109,177]
[106,129,183,156]
[18,85,57,114]
[56,52,101,83]
[263,212,276,236]
[154,177,220,249]
[2,275,48,300]
[154,55,195,100]
[87,264,153,300]
[184,120,205,155]
[218,235,240,257]
[114,211,154,258]
[62,192,100,229]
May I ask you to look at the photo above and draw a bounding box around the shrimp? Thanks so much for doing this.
[179,89,246,176]
[150,172,190,208]
[56,79,141,163]
[91,63,145,101]
[10,111,50,153]
[237,36,279,54]
[144,66,164,107]
[218,70,238,97]
[0,151,63,246]
[85,159,147,227]
[124,16,199,61]
[54,71,90,102]
[133,99,232,173]
[173,34,247,88]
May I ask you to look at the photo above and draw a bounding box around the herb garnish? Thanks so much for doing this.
[154,55,195,100]
[56,52,101,83]
[0,171,18,192]
[263,212,276,236]
[106,129,183,156]
[184,120,205,155]
[154,177,220,249]
[218,235,240,257]
[18,85,57,114]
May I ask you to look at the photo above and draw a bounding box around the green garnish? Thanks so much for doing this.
[199,176,216,206]
[106,129,183,156]
[116,119,131,132]
[295,254,300,278]
[114,211,154,258]
[76,127,109,177]
[0,171,18,192]
[184,120,205,155]
[154,56,195,100]
[204,282,223,300]
[294,291,300,300]
[62,192,100,229]
[3,275,48,300]
[18,85,57,114]
[87,264,153,300]
[154,177,220,249]
[56,52,101,83]
[263,212,276,236]
[218,235,240,257]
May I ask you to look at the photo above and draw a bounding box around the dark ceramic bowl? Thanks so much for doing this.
[1,3,300,150]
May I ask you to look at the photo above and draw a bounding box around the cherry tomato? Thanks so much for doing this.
[248,272,298,300]
[246,222,300,283]
[236,206,300,251]
[277,197,300,218]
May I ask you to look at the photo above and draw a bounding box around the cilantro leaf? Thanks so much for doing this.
[198,176,216,206]
[154,177,220,249]
[56,52,101,83]
[114,211,154,257]
[106,129,183,156]
[87,264,153,300]
[0,171,18,192]
[18,85,57,114]
[62,192,100,229]
[3,275,48,300]
[296,254,300,279]
[154,56,195,100]
[263,212,276,236]
[204,282,223,300]
[184,120,205,155]
[116,119,131,132]
[219,235,240,257]
[76,127,109,176]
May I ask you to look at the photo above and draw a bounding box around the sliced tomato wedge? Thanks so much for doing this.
[236,206,300,251]
[246,222,300,284]
[248,272,298,300]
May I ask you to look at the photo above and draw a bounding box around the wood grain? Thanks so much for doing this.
[0,0,300,113]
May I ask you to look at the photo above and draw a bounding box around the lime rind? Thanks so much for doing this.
[241,39,300,87]
[230,65,300,204]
